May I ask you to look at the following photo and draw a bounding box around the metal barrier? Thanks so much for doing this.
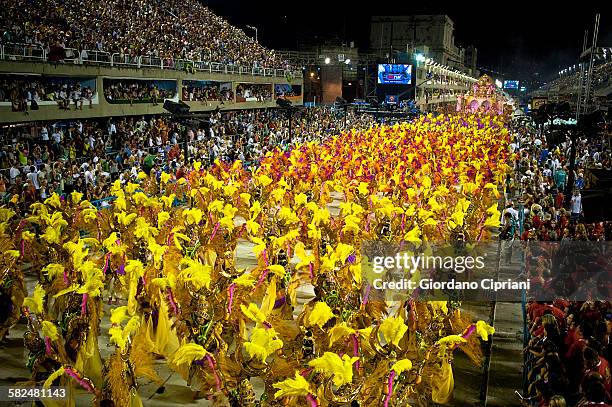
[0,43,302,79]
[225,64,236,75]
[111,53,133,67]
[2,43,46,61]
[162,58,175,70]
[82,50,112,65]
[175,59,196,73]
[210,62,223,73]
[139,55,162,69]
[63,48,80,64]
[193,60,211,72]
[112,53,140,67]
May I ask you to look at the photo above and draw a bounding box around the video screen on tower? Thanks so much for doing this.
[503,80,519,89]
[377,64,413,85]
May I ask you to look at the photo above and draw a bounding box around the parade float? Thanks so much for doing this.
[457,75,513,116]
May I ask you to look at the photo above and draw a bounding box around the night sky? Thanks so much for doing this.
[204,1,610,83]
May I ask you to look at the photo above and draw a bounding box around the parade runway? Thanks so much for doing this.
[0,194,524,406]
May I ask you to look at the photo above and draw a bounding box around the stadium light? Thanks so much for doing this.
[324,57,331,64]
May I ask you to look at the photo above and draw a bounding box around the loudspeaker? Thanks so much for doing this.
[163,100,191,115]
[276,98,293,109]
[335,96,348,106]
[578,110,606,135]
[554,102,571,117]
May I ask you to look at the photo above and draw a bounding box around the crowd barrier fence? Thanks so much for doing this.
[0,43,303,79]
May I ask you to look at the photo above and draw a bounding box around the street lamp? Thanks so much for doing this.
[246,25,258,42]
[324,57,331,64]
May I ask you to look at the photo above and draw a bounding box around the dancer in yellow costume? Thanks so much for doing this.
[1,113,512,406]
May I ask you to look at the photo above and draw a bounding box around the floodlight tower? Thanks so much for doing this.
[575,13,600,119]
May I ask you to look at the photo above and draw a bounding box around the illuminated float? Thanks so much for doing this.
[457,75,512,115]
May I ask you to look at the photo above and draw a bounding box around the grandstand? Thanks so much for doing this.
[532,47,612,110]
[0,0,304,124]
[0,0,289,68]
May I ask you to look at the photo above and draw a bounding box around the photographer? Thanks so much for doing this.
[500,211,518,264]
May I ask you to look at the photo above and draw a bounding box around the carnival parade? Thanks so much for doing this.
[0,1,611,406]
[0,110,509,406]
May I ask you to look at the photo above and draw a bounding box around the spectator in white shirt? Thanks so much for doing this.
[570,190,582,222]
[551,157,560,173]
[40,126,49,143]
[84,168,95,186]
[502,202,519,225]
[26,166,40,190]
[87,135,95,150]
[119,171,128,184]
[9,163,21,184]
[51,129,62,144]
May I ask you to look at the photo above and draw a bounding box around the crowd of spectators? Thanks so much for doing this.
[502,121,611,246]
[539,60,612,94]
[235,83,272,102]
[525,301,612,407]
[501,117,612,407]
[0,0,289,69]
[424,70,475,88]
[103,79,175,105]
[0,75,94,112]
[181,81,233,103]
[0,107,375,213]
[275,84,301,98]
[422,88,460,104]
